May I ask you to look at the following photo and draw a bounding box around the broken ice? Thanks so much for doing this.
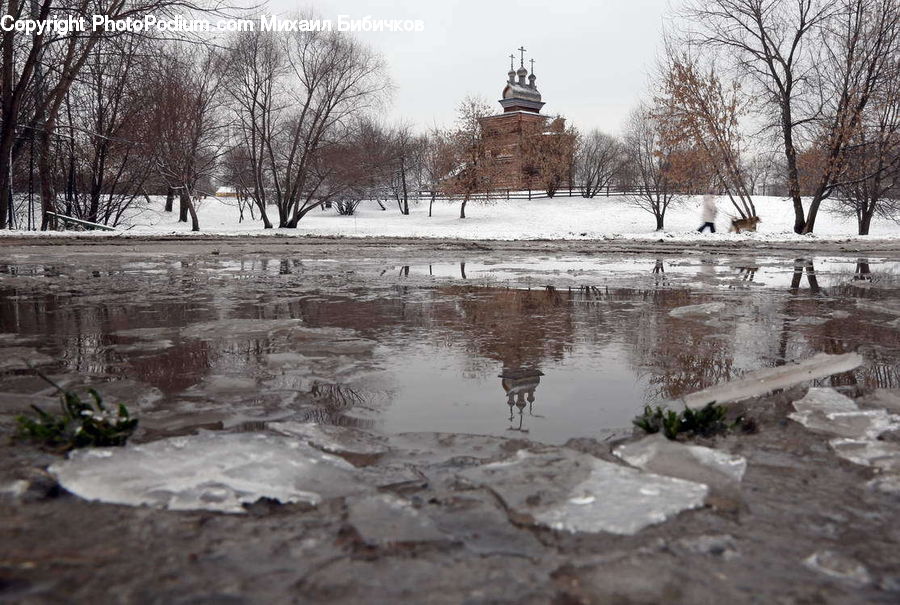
[614,435,746,486]
[790,388,900,440]
[804,550,871,585]
[49,433,367,513]
[683,353,864,409]
[347,494,446,545]
[460,449,707,535]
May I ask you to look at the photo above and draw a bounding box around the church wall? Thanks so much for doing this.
[480,113,566,190]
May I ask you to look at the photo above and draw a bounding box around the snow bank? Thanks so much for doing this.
[5,194,899,241]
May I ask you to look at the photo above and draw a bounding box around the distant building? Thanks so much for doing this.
[480,49,571,191]
[215,186,239,198]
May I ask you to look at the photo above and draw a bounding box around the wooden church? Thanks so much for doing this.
[480,48,571,191]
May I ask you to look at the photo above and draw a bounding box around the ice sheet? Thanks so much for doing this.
[49,432,366,513]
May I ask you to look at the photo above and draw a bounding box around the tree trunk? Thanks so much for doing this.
[165,187,174,212]
[802,196,823,234]
[179,190,188,222]
[37,129,55,231]
[0,137,10,229]
[400,158,409,215]
[459,197,467,219]
[180,191,199,231]
[655,212,664,231]
[858,206,874,235]
[781,105,805,234]
[255,199,272,228]
[428,191,435,217]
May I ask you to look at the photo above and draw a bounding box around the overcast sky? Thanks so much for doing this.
[268,0,673,134]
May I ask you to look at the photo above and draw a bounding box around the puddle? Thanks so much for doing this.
[1,254,899,444]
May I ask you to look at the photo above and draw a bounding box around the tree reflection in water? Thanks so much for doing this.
[1,255,899,438]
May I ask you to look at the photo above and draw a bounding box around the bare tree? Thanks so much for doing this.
[834,79,900,234]
[520,117,576,197]
[745,151,783,195]
[623,103,686,231]
[681,0,831,232]
[148,45,224,232]
[53,34,156,227]
[801,0,900,232]
[387,123,425,215]
[682,0,900,233]
[220,28,284,228]
[0,0,223,230]
[420,127,454,217]
[223,25,389,228]
[441,96,499,219]
[575,129,622,198]
[220,145,257,223]
[327,118,393,215]
[657,52,757,219]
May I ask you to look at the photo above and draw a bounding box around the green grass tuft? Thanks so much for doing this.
[16,370,138,451]
[632,402,735,440]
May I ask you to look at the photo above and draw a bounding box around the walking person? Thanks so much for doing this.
[698,193,717,233]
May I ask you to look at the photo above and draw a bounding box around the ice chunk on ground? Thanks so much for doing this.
[460,450,707,535]
[386,432,525,466]
[803,550,871,585]
[864,389,900,414]
[791,409,900,440]
[614,434,746,484]
[790,389,900,439]
[269,421,389,466]
[793,388,859,415]
[682,353,864,409]
[49,433,366,513]
[428,494,545,558]
[829,438,900,472]
[347,494,446,546]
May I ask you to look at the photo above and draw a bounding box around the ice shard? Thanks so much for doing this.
[49,433,367,513]
[682,353,864,409]
[459,450,707,535]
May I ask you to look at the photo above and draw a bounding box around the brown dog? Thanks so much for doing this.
[730,216,761,233]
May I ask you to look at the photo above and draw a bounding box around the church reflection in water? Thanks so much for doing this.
[499,367,544,432]
[2,256,899,440]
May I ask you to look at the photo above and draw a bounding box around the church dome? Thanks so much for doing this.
[498,48,546,113]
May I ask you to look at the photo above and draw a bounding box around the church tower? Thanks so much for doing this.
[480,48,567,190]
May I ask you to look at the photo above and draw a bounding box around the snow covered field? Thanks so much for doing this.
[8,194,900,241]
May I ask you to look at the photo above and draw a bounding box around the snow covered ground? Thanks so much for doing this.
[7,194,900,241]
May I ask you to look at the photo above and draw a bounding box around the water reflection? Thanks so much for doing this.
[0,254,898,442]
[500,367,544,433]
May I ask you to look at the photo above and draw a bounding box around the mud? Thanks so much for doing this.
[1,238,899,603]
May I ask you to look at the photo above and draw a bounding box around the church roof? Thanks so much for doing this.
[502,83,541,103]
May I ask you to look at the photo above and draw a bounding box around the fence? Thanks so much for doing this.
[417,185,658,202]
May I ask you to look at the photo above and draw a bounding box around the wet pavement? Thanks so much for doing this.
[2,242,900,603]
